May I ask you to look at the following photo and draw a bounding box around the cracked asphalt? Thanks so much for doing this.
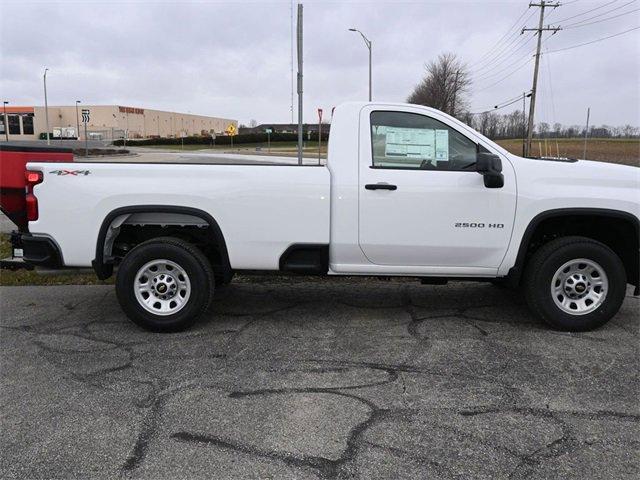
[1,279,638,479]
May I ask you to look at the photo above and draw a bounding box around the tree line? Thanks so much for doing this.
[408,52,639,140]
[459,110,639,140]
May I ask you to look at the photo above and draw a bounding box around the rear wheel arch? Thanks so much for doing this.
[93,205,231,282]
[509,208,639,288]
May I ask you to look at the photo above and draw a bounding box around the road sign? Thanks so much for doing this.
[225,124,237,136]
[265,128,272,134]
[81,109,90,123]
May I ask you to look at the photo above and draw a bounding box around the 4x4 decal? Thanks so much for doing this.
[50,170,91,176]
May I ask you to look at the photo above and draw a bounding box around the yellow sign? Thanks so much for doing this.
[225,124,237,136]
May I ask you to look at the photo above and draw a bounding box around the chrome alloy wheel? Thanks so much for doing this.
[551,258,608,315]
[134,259,191,316]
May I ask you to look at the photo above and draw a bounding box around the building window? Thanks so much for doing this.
[8,115,20,135]
[0,116,5,134]
[22,115,34,135]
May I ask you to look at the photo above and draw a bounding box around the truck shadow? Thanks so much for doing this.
[205,279,543,331]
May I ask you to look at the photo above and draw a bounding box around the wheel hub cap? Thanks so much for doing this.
[551,258,608,315]
[134,260,191,316]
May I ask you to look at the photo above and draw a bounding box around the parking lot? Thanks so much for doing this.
[1,279,638,479]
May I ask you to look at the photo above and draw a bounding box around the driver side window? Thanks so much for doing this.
[370,111,478,171]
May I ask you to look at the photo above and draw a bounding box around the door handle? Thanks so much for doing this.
[365,183,397,191]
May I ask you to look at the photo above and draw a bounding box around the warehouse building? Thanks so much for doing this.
[0,105,237,141]
[238,123,331,135]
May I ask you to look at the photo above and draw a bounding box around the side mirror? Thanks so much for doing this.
[476,152,504,188]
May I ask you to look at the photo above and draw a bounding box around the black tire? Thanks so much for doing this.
[523,236,626,331]
[116,237,214,332]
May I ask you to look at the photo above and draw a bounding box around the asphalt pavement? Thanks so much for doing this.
[1,279,638,479]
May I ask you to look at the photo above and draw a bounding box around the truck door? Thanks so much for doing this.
[358,107,516,269]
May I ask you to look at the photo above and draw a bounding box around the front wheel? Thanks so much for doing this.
[523,236,626,331]
[116,237,214,332]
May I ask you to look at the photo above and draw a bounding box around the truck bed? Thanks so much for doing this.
[28,159,330,269]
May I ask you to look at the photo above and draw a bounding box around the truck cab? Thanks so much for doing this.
[328,102,517,277]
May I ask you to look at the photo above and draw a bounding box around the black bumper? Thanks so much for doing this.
[13,232,63,268]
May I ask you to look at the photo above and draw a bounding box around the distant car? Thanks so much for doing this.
[5,102,639,332]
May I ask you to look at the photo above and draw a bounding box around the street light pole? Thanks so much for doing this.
[43,68,50,145]
[3,101,8,142]
[349,28,372,101]
[75,100,81,141]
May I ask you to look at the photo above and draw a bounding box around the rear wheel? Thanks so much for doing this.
[116,237,214,332]
[523,236,626,331]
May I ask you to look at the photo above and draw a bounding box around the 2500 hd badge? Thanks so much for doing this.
[454,222,505,228]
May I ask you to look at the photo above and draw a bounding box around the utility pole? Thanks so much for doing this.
[290,0,295,124]
[317,108,323,165]
[297,3,303,166]
[75,100,81,141]
[523,1,561,157]
[583,107,590,159]
[43,68,50,145]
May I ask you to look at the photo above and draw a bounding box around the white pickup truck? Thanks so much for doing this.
[11,102,639,332]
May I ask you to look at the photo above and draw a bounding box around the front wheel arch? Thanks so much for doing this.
[508,208,639,289]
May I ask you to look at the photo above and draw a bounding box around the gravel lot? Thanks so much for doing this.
[1,280,638,479]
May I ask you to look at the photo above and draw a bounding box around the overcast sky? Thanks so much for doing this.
[1,0,639,127]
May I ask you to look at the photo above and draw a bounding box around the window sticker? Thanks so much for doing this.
[435,129,449,161]
[384,127,435,160]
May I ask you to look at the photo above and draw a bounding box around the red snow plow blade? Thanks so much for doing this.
[0,143,73,231]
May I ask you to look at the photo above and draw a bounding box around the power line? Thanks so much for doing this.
[469,9,538,73]
[553,0,620,23]
[562,0,637,26]
[470,96,524,115]
[469,6,533,67]
[544,25,640,52]
[470,31,529,73]
[472,92,525,113]
[471,33,536,79]
[564,7,640,28]
[472,36,537,83]
[474,55,534,93]
[473,47,536,84]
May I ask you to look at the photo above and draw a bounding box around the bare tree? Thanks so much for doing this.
[407,53,471,117]
[553,122,563,137]
[538,122,550,138]
[462,111,639,140]
[249,119,258,128]
[622,125,638,137]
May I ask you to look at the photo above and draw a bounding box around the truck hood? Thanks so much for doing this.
[510,155,640,217]
[513,155,639,189]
